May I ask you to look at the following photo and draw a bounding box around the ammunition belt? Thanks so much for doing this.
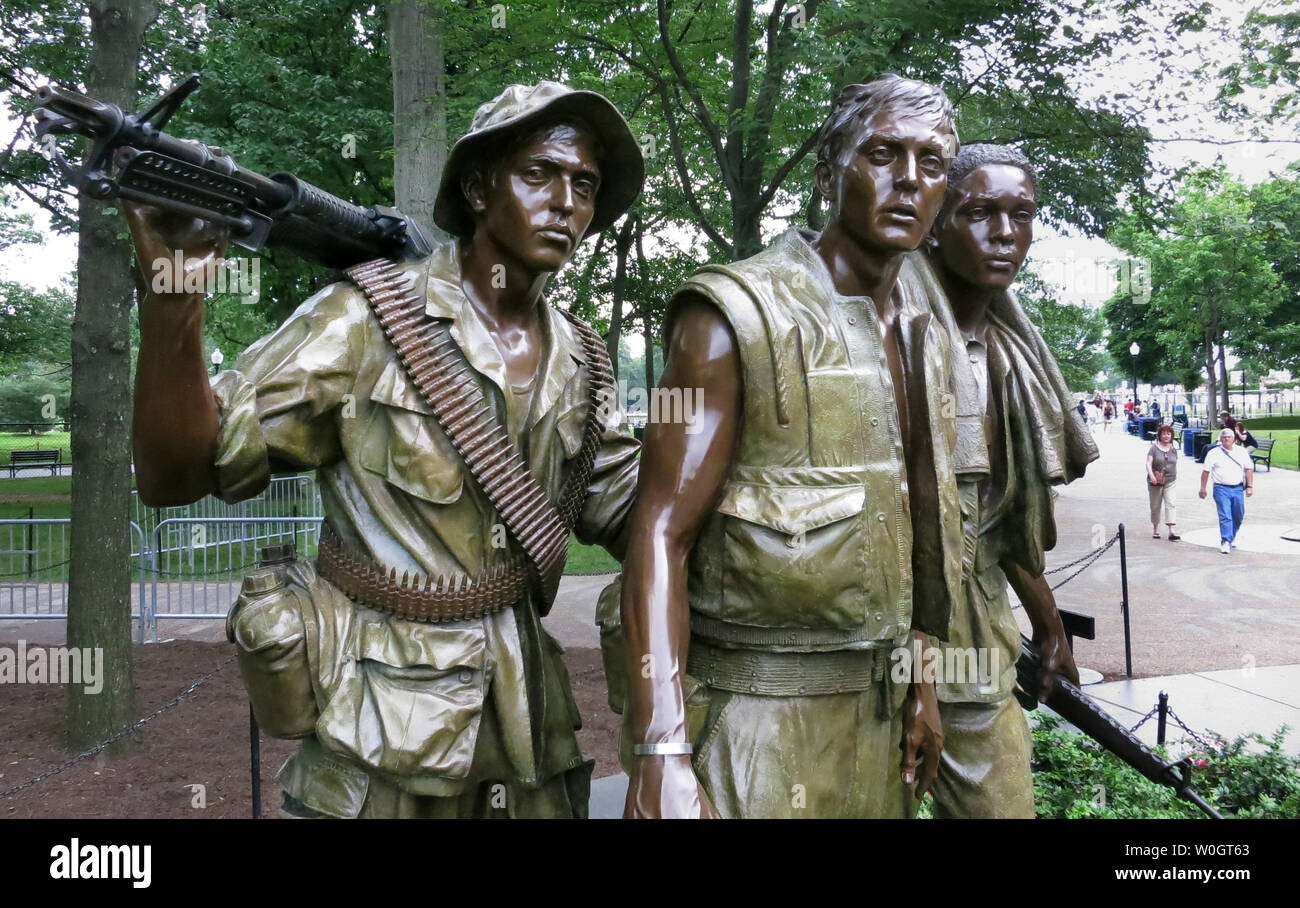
[344,258,614,613]
[687,639,889,696]
[316,523,530,623]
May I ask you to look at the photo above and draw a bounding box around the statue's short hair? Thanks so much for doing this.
[816,74,958,170]
[938,142,1039,223]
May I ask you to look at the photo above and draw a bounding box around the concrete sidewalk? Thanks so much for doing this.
[1086,663,1300,755]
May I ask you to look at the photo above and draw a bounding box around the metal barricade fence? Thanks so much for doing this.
[131,475,321,559]
[0,475,323,643]
[0,519,151,643]
[145,516,322,642]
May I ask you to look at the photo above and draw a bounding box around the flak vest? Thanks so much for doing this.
[673,229,962,652]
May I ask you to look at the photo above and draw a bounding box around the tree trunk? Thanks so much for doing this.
[607,215,636,377]
[388,0,447,239]
[634,224,656,390]
[1203,326,1218,429]
[65,0,159,750]
[1208,291,1230,418]
[731,200,763,261]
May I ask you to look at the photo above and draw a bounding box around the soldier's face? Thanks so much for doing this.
[821,108,952,255]
[934,164,1036,291]
[475,123,602,273]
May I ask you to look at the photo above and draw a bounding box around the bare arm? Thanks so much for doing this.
[621,296,741,819]
[1002,558,1079,700]
[126,202,227,506]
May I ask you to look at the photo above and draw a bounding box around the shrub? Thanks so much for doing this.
[1029,713,1299,819]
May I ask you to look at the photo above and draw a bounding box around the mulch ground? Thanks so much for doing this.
[1,641,620,819]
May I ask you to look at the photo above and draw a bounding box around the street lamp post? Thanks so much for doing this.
[1129,341,1140,415]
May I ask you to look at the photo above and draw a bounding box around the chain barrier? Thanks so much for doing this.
[0,654,237,800]
[1128,700,1218,751]
[1047,531,1120,591]
[0,558,71,578]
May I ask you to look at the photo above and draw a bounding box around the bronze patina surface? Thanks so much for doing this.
[616,75,965,819]
[129,82,644,818]
[911,143,1099,818]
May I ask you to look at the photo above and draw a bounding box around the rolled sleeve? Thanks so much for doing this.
[574,405,640,553]
[211,369,271,504]
[208,281,371,504]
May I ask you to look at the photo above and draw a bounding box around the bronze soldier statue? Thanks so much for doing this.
[615,74,965,818]
[903,142,1099,817]
[128,83,643,817]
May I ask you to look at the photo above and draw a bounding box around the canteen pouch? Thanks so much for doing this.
[595,574,627,715]
[227,559,319,739]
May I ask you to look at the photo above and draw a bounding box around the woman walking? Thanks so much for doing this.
[1147,424,1180,540]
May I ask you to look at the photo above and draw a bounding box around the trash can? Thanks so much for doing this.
[1193,431,1213,462]
[1183,427,1197,457]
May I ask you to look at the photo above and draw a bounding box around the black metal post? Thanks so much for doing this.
[1157,691,1168,746]
[250,705,261,819]
[1118,523,1133,678]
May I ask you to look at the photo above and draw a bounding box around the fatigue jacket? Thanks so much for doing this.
[670,228,963,651]
[211,238,639,799]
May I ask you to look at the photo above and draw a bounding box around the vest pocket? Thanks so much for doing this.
[716,480,868,628]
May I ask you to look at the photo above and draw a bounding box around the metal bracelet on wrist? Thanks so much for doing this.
[633,742,693,756]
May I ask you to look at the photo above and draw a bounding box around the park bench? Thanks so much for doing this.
[1251,437,1275,472]
[8,448,62,477]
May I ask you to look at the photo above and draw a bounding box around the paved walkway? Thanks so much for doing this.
[1087,663,1300,755]
[1025,426,1300,678]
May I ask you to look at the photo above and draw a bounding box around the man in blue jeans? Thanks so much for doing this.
[1199,427,1254,554]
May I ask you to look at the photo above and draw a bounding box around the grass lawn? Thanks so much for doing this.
[1253,428,1298,471]
[0,475,72,519]
[1243,415,1300,431]
[0,431,71,469]
[565,535,620,574]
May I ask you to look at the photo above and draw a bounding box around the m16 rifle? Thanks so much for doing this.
[33,73,434,269]
[1015,635,1223,819]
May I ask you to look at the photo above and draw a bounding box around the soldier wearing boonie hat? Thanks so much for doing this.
[435,81,644,239]
[208,82,645,818]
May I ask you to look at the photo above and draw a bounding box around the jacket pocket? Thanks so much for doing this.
[717,479,869,628]
[357,359,465,504]
[314,613,487,785]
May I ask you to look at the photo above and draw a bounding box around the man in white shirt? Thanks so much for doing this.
[1199,427,1254,554]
